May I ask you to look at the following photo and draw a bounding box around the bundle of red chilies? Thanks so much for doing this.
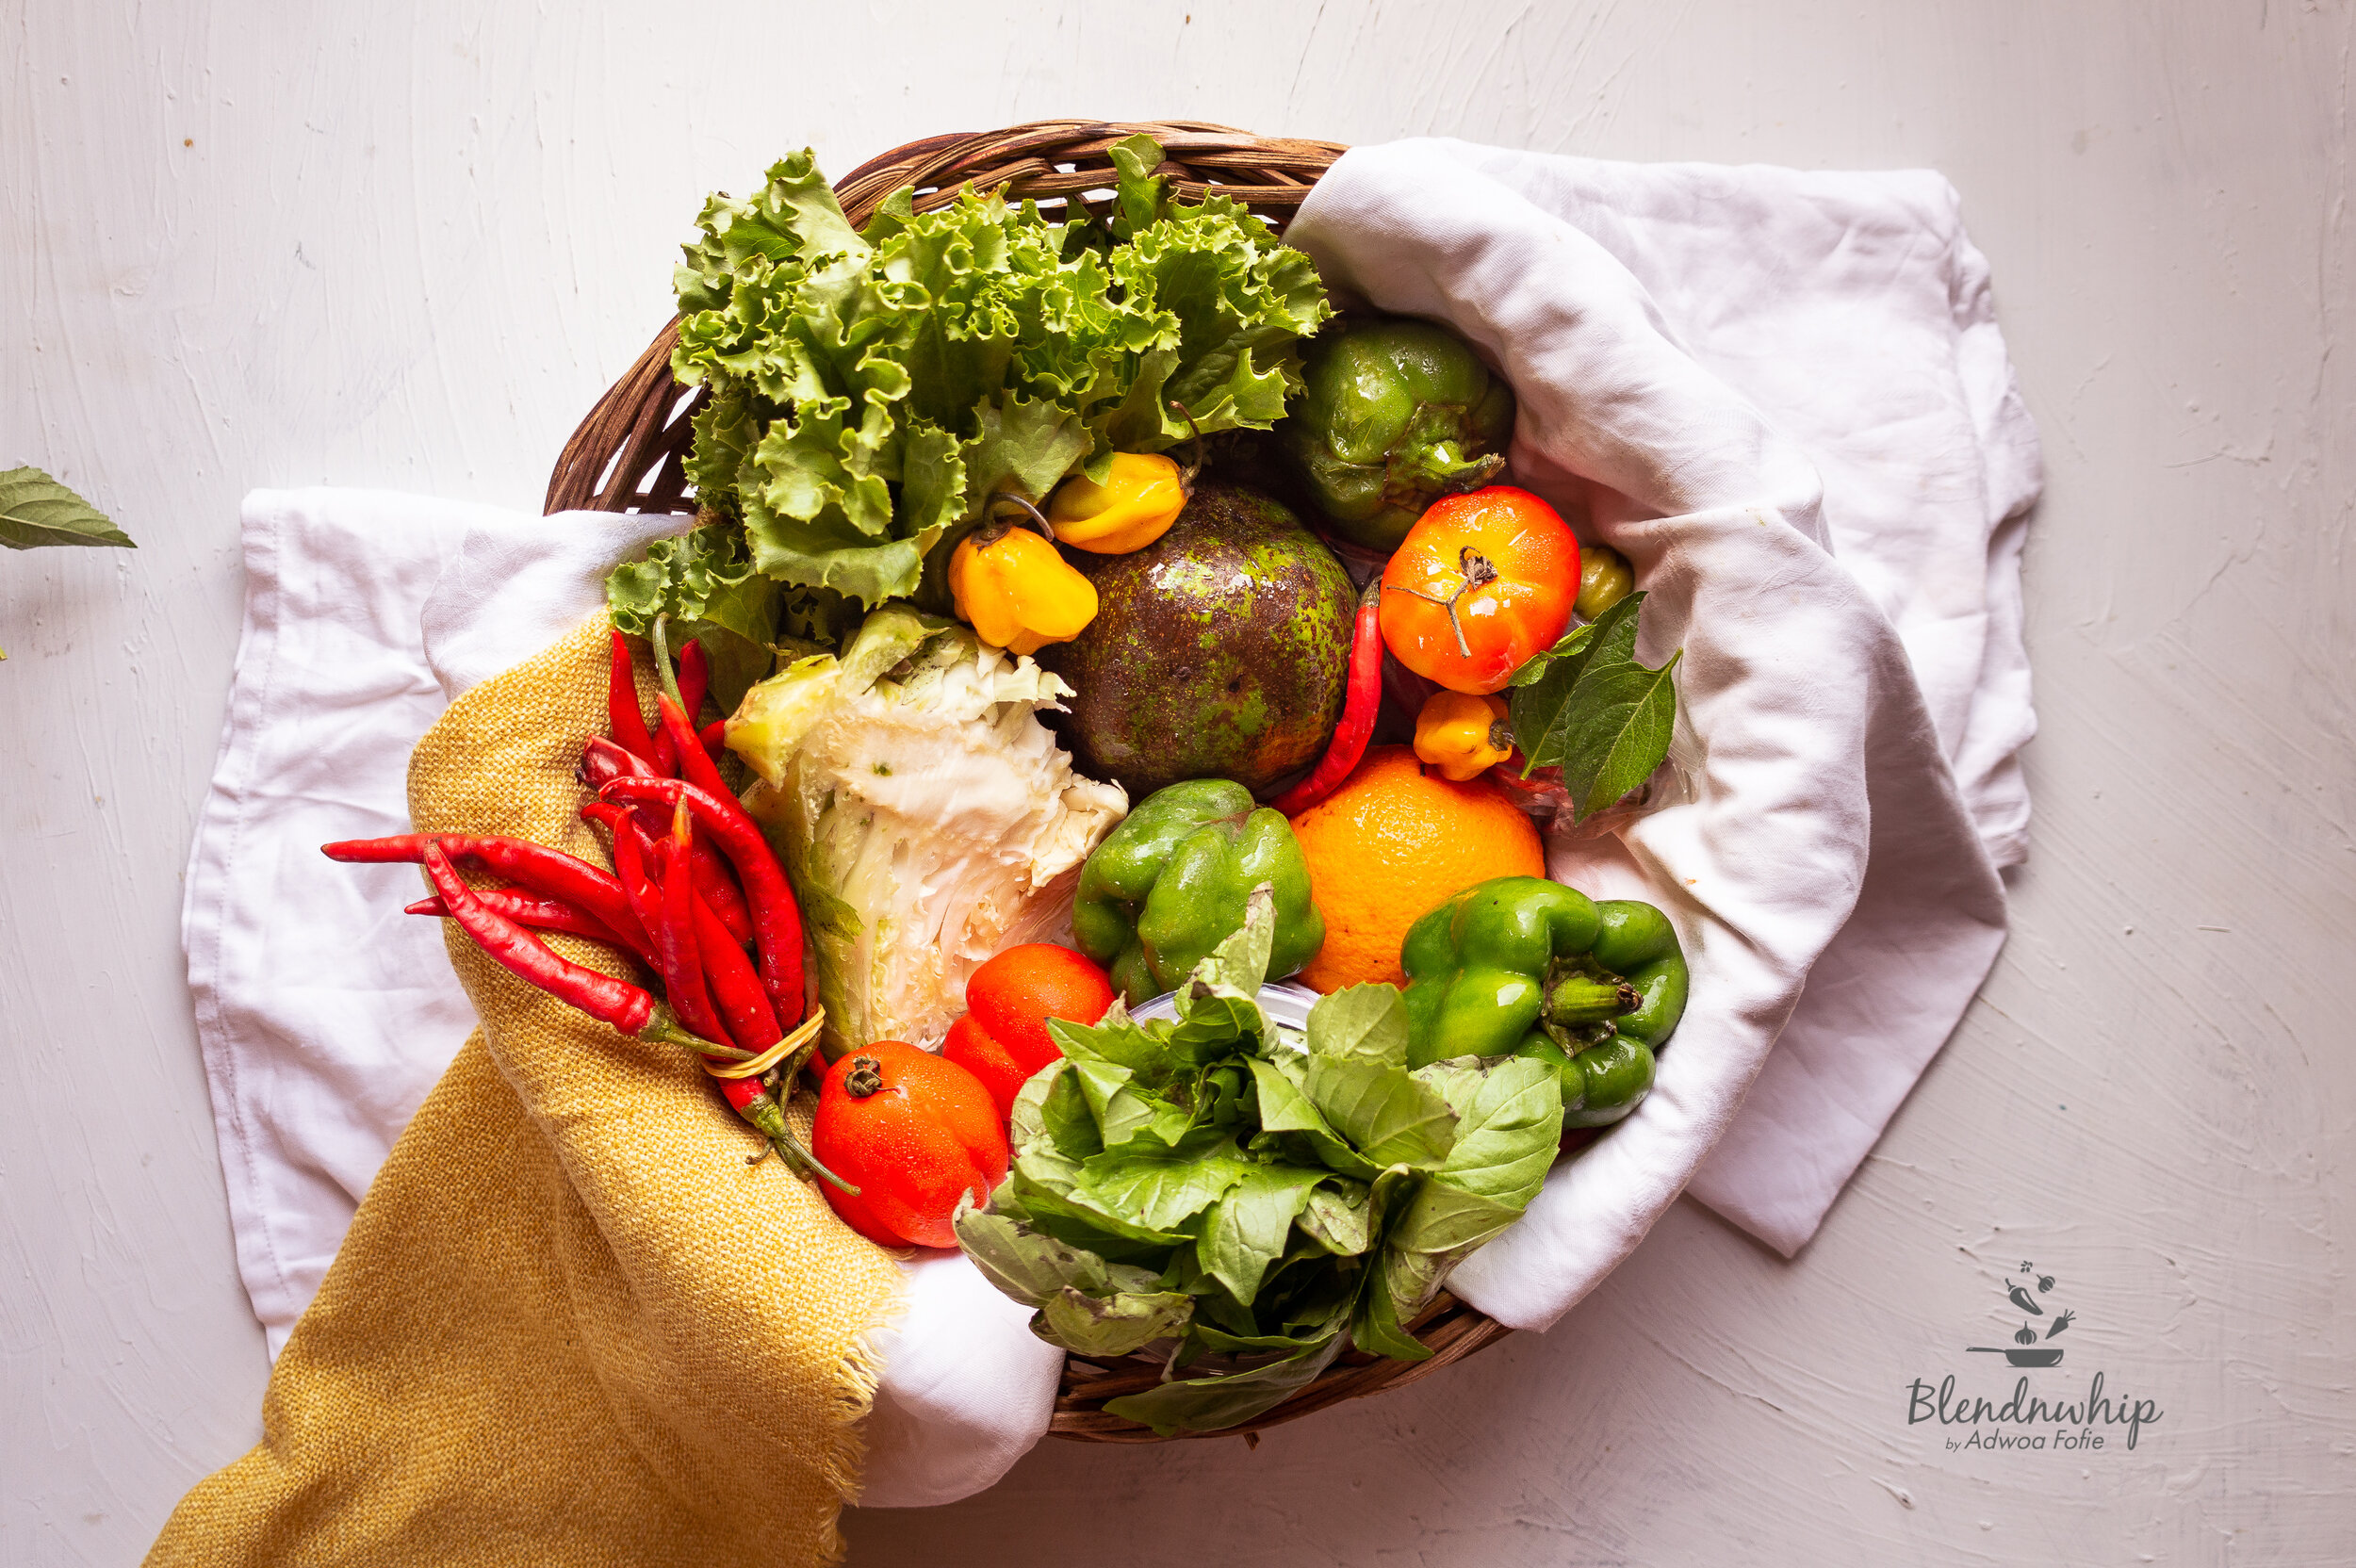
[323,630,848,1189]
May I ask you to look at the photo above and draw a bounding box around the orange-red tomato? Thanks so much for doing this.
[810,1041,1009,1249]
[941,943,1116,1118]
[1378,486,1579,694]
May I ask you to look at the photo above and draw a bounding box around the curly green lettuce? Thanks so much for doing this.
[652,134,1329,609]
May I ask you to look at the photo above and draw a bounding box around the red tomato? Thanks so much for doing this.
[810,1041,1009,1249]
[941,943,1116,1118]
[1379,486,1579,694]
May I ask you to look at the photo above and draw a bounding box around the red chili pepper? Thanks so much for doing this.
[588,799,774,1056]
[581,735,754,945]
[357,832,847,1181]
[598,775,805,1026]
[695,890,781,1056]
[1272,576,1385,817]
[325,833,647,951]
[604,808,668,954]
[403,890,644,958]
[678,639,710,725]
[652,802,728,1045]
[418,841,653,1034]
[699,720,728,760]
[653,694,742,826]
[579,733,658,790]
[608,630,660,764]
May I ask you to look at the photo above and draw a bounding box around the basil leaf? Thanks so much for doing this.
[0,466,134,550]
[1297,1180,1375,1257]
[1198,1163,1328,1304]
[1009,1061,1102,1160]
[1012,1175,1190,1264]
[952,1204,1160,1308]
[1101,1333,1346,1437]
[1414,1055,1564,1207]
[1303,1054,1458,1170]
[1076,1134,1250,1232]
[1096,1085,1199,1154]
[1188,884,1278,1000]
[1304,983,1411,1066]
[1051,1004,1186,1082]
[1245,1056,1380,1181]
[1349,1258,1434,1364]
[1388,1179,1524,1258]
[1037,1286,1194,1358]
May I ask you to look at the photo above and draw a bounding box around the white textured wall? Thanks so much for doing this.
[4,2,2350,1563]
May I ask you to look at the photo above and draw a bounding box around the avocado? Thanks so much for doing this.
[1041,483,1356,798]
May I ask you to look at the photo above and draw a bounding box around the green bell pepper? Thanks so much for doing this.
[1400,874,1688,1128]
[1072,779,1327,1004]
[1280,317,1516,552]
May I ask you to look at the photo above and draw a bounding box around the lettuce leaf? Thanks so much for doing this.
[656,135,1331,609]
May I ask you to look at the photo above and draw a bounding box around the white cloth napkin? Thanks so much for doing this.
[182,141,2036,1507]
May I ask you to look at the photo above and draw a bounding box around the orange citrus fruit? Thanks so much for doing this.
[1288,745,1545,991]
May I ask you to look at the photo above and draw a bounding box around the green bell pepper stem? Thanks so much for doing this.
[1400,874,1687,1126]
[1545,973,1641,1026]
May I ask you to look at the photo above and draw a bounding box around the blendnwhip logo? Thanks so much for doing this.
[1905,1259,2166,1453]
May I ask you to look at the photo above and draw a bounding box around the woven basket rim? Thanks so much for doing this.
[543,120,1522,1444]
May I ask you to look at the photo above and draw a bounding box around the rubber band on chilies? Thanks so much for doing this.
[702,1010,825,1081]
[693,887,780,1054]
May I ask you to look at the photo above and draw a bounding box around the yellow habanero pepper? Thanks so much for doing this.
[948,503,1099,657]
[1046,452,1188,555]
[1047,402,1207,556]
[1414,691,1514,781]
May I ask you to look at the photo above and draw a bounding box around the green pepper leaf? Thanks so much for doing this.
[1037,1286,1195,1357]
[1101,1333,1346,1437]
[1508,591,1680,821]
[1505,617,1595,689]
[0,467,135,551]
[1198,1162,1329,1304]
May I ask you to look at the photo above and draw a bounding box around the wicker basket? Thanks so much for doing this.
[545,119,1513,1442]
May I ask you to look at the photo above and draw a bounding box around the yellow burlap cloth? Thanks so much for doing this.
[148,620,904,1567]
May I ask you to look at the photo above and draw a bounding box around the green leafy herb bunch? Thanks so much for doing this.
[955,889,1563,1436]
